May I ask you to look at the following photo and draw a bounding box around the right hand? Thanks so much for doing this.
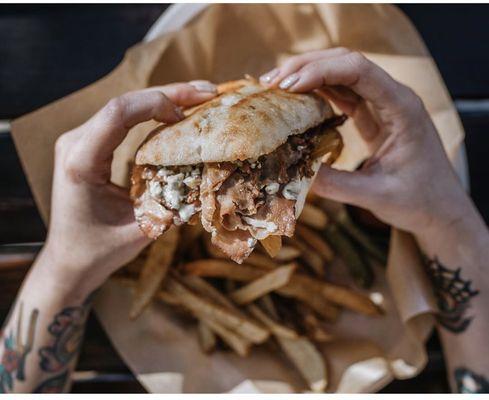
[42,81,217,296]
[260,48,472,240]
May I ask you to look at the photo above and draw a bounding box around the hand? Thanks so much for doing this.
[260,48,472,239]
[41,81,217,295]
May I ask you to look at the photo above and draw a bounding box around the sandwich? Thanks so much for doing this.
[131,78,345,263]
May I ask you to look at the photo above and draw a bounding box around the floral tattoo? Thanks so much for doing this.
[0,303,39,393]
[455,367,489,393]
[35,297,91,393]
[426,258,479,333]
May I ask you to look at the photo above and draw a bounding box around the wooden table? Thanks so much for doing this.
[1,4,488,393]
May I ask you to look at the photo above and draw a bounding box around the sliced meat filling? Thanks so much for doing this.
[131,164,202,239]
[132,119,338,259]
[200,126,327,262]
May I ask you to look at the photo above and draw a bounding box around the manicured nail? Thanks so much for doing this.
[189,80,217,93]
[259,68,279,84]
[279,73,299,90]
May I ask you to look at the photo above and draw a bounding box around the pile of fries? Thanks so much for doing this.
[114,199,388,392]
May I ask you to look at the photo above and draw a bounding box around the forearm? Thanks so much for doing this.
[0,249,92,393]
[416,197,489,392]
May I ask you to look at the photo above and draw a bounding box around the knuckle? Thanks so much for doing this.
[347,51,369,70]
[151,91,173,114]
[303,59,321,74]
[153,90,169,106]
[62,149,84,181]
[54,134,68,154]
[104,96,126,121]
[333,46,351,55]
[63,157,79,178]
[282,56,303,71]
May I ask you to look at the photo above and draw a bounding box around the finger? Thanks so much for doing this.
[71,82,217,183]
[281,52,417,121]
[143,81,217,107]
[260,47,350,87]
[312,164,379,209]
[72,90,181,183]
[320,86,382,149]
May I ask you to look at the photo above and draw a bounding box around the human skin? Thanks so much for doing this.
[260,48,489,392]
[1,49,488,392]
[0,81,218,393]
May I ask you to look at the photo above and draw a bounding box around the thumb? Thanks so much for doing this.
[312,164,378,209]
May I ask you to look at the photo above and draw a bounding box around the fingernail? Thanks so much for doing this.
[259,68,279,84]
[189,80,217,93]
[279,73,300,90]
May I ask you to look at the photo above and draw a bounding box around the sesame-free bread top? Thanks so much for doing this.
[135,79,334,166]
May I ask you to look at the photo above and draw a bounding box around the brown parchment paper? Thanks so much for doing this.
[11,4,465,393]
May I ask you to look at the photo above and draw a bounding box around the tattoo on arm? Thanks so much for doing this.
[34,298,91,393]
[426,257,479,333]
[0,303,39,393]
[455,367,489,393]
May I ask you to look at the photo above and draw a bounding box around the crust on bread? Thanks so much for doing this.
[135,79,334,166]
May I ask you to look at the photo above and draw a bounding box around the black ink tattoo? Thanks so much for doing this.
[426,258,479,333]
[34,371,69,394]
[455,367,489,393]
[0,303,39,393]
[36,297,91,393]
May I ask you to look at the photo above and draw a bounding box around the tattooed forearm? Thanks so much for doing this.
[0,303,39,393]
[34,297,91,393]
[426,257,479,333]
[455,367,489,393]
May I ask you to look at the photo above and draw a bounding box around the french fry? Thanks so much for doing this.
[114,276,183,307]
[155,290,181,306]
[278,281,339,321]
[295,224,334,262]
[258,295,280,320]
[230,264,297,305]
[335,208,387,265]
[276,336,328,392]
[203,318,251,357]
[245,252,279,270]
[292,274,381,316]
[183,259,263,281]
[165,277,269,344]
[297,304,334,343]
[323,223,374,288]
[130,227,180,319]
[247,304,298,339]
[260,235,282,258]
[311,128,343,165]
[284,237,324,277]
[275,246,301,262]
[178,274,239,312]
[299,203,329,230]
[197,321,217,353]
[182,259,379,316]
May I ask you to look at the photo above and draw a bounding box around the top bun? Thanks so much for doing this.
[135,78,334,166]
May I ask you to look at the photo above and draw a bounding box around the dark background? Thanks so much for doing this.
[0,4,488,393]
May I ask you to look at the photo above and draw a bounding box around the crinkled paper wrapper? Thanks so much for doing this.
[11,4,466,393]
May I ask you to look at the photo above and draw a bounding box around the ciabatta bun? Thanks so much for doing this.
[135,79,334,166]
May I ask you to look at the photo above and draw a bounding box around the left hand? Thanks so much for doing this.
[259,49,471,246]
[40,81,217,295]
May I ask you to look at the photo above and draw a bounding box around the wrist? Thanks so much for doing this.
[32,245,104,301]
[415,194,487,262]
